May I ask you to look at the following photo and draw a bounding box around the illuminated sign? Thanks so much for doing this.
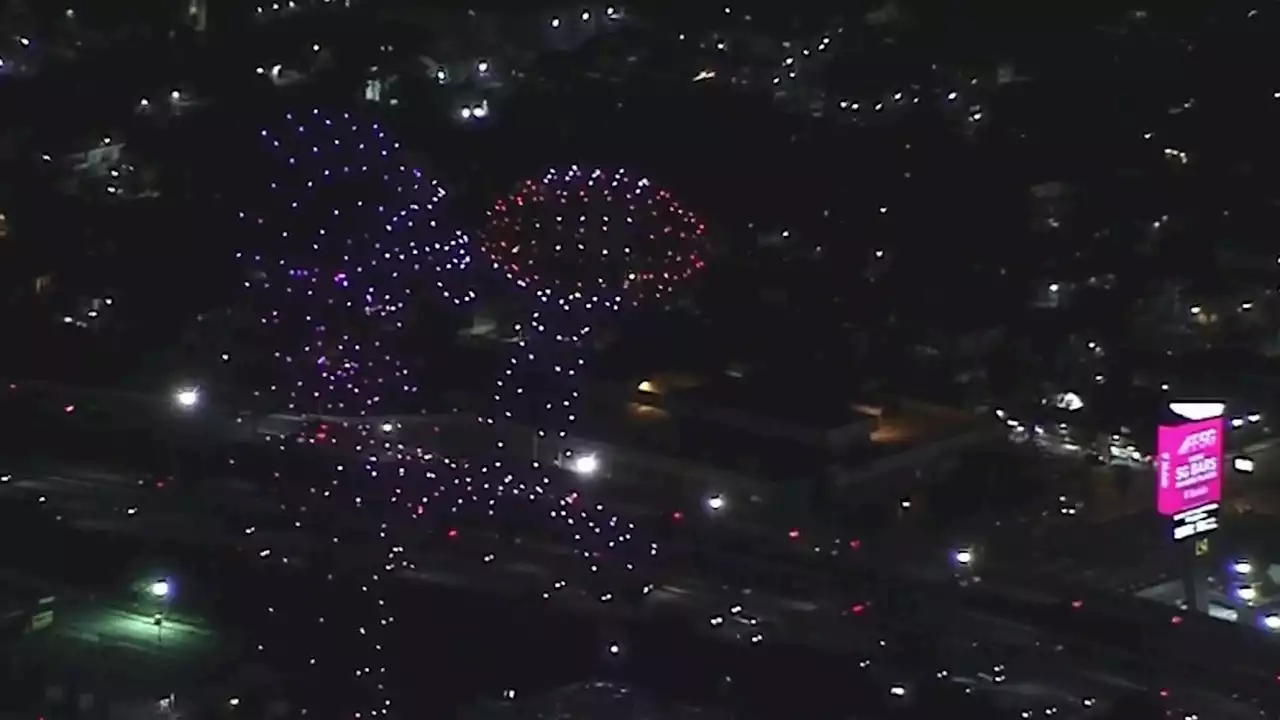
[1168,401,1226,421]
[1172,502,1219,541]
[1157,414,1224,516]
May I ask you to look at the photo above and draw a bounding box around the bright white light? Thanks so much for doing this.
[380,422,395,433]
[705,494,725,511]
[460,106,472,119]
[1233,560,1253,575]
[550,16,560,27]
[150,580,171,598]
[954,549,973,566]
[1234,457,1256,473]
[477,60,489,73]
[174,388,200,408]
[472,102,488,118]
[581,10,590,21]
[1237,585,1258,602]
[170,90,182,101]
[571,454,599,476]
[1168,401,1225,421]
[1054,392,1084,411]
[1265,614,1280,630]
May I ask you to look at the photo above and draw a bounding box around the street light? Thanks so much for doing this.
[150,579,171,598]
[174,387,200,409]
[1237,584,1258,604]
[1232,560,1254,576]
[570,453,599,476]
[705,494,726,512]
[953,548,974,566]
[149,578,172,646]
[170,389,200,485]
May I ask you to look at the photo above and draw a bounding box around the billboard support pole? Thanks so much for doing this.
[1182,536,1206,613]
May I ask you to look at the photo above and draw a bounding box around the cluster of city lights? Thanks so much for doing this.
[233,110,706,712]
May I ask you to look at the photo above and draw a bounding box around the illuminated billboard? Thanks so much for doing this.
[1172,502,1219,541]
[1156,405,1224,518]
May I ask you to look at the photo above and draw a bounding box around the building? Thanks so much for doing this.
[46,136,160,200]
[63,137,124,177]
[0,580,54,641]
[518,372,1004,524]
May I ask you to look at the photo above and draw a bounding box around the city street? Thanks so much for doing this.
[0,461,1271,717]
[2,383,1279,716]
[0,381,1246,605]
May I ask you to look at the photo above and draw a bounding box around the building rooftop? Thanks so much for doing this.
[583,397,980,484]
[636,371,874,432]
[589,401,856,482]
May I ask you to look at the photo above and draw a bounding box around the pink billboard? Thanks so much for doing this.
[1156,416,1223,516]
